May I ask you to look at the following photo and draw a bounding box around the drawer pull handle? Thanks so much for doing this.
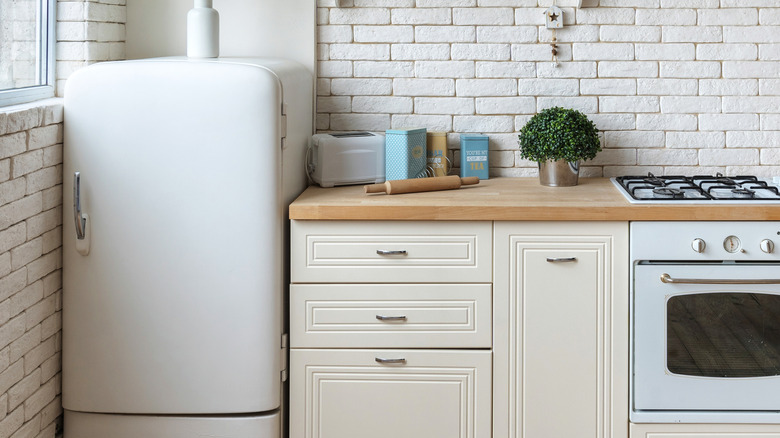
[377,250,407,256]
[375,357,406,365]
[376,315,407,322]
[546,257,577,263]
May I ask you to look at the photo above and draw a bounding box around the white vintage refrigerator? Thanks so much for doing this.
[62,57,312,437]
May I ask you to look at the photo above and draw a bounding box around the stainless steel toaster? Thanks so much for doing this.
[308,132,385,187]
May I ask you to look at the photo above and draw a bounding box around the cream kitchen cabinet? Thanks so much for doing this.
[493,222,629,438]
[289,220,493,438]
[290,220,492,283]
[289,349,491,438]
[290,283,492,348]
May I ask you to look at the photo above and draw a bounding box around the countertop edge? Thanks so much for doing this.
[288,178,780,221]
[289,205,780,221]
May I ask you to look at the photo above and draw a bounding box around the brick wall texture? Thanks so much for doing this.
[315,0,780,177]
[0,102,64,438]
[0,0,124,433]
[56,0,127,96]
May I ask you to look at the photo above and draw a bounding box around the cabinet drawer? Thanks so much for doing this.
[290,284,492,348]
[290,221,492,283]
[289,349,492,438]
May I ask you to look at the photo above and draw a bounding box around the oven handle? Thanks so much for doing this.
[660,273,780,285]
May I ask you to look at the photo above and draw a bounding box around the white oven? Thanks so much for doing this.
[631,222,780,423]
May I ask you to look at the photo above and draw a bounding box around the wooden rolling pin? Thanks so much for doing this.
[365,175,480,195]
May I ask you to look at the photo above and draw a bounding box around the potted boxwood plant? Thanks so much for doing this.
[518,106,600,187]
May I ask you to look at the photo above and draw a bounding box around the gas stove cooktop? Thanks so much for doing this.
[613,173,780,203]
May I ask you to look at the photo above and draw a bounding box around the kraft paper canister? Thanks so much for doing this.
[385,128,427,181]
[460,134,489,180]
[426,132,448,177]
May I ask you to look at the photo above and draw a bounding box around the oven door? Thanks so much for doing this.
[634,263,780,413]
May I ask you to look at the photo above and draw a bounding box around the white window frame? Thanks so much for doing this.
[0,0,56,107]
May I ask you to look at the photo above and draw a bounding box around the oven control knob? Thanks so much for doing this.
[760,239,775,254]
[691,238,706,253]
[723,235,741,253]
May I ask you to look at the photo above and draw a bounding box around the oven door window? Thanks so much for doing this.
[667,293,780,378]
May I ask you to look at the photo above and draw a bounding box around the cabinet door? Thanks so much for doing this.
[493,222,629,438]
[290,349,491,438]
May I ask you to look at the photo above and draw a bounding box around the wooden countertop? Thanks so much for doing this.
[289,177,780,221]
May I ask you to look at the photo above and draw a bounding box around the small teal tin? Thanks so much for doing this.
[460,134,489,180]
[385,128,427,181]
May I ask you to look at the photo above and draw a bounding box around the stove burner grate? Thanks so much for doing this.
[615,172,780,202]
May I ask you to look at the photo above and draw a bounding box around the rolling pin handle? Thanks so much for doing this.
[461,177,480,186]
[364,183,387,194]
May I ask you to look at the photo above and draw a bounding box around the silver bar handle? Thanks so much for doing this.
[660,273,780,285]
[375,357,406,364]
[377,250,407,256]
[546,257,577,263]
[74,172,86,240]
[376,315,407,322]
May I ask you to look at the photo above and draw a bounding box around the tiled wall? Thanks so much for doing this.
[315,0,780,177]
[0,102,64,438]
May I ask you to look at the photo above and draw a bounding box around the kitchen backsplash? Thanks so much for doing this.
[315,0,780,177]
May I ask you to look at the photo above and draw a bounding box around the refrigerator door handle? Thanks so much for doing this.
[74,171,87,240]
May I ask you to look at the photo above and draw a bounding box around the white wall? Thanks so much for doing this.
[126,0,316,75]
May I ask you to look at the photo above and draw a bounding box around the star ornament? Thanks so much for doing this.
[544,6,564,29]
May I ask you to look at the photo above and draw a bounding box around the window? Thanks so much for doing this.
[0,0,55,106]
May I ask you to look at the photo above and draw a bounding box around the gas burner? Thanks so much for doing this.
[707,185,761,200]
[613,173,780,203]
[731,187,755,198]
[653,187,684,199]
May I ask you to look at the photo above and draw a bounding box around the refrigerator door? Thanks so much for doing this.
[63,58,295,414]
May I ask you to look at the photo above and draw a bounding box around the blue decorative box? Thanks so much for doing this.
[460,134,489,180]
[385,128,427,181]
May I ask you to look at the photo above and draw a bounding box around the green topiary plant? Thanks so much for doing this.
[518,107,601,163]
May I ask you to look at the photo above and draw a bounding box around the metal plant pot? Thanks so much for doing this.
[538,159,580,187]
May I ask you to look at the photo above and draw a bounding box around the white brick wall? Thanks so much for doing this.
[0,101,63,438]
[56,0,127,96]
[0,3,125,436]
[316,2,780,176]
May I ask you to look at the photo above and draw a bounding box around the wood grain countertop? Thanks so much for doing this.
[289,177,780,221]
